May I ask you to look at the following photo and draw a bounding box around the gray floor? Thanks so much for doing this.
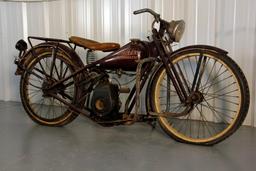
[0,101,255,171]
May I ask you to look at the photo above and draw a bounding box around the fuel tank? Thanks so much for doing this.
[92,39,158,71]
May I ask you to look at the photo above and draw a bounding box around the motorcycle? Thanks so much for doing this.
[14,8,250,145]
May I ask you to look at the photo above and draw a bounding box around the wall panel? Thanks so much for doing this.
[0,2,23,101]
[0,0,255,126]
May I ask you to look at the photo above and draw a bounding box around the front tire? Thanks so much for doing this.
[150,49,250,145]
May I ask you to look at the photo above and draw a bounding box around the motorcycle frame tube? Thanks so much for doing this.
[18,30,190,117]
[21,42,153,117]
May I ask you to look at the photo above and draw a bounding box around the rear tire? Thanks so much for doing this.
[20,47,83,126]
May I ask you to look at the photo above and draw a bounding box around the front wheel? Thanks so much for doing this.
[150,49,250,145]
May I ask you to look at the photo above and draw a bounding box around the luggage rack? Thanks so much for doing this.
[27,36,78,50]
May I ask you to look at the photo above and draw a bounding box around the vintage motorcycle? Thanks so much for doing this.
[14,8,249,145]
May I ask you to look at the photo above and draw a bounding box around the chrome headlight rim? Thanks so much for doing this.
[167,20,185,42]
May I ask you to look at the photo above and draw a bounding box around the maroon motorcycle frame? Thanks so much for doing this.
[14,8,250,145]
[14,8,231,123]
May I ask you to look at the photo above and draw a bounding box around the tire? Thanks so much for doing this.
[149,49,250,145]
[20,47,83,126]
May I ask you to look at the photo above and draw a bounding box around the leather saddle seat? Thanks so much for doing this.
[69,36,120,52]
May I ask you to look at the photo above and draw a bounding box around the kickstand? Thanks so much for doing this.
[147,118,157,130]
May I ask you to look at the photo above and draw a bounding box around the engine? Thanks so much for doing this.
[91,81,121,119]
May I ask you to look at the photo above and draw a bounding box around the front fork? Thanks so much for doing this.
[152,29,188,103]
[152,29,207,105]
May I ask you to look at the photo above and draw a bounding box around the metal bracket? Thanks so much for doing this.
[133,57,156,121]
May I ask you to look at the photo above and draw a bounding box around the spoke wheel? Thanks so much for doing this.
[20,48,82,126]
[150,50,249,145]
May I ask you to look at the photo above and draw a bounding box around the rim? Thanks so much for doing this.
[22,51,76,124]
[154,53,242,143]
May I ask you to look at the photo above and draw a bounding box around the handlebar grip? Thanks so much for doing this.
[133,8,150,15]
[133,8,160,22]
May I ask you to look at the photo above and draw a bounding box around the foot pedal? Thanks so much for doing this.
[119,86,130,93]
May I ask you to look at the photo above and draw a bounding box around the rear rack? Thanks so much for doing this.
[28,36,76,50]
[14,36,79,75]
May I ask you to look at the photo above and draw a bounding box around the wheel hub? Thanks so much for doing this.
[187,91,204,104]
[42,79,65,97]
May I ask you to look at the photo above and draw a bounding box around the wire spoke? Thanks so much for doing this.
[25,54,76,121]
[209,82,237,95]
[201,100,231,124]
[201,74,233,92]
[204,89,239,98]
[201,64,224,93]
[195,106,217,136]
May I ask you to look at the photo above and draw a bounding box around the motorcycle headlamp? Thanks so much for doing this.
[167,20,185,42]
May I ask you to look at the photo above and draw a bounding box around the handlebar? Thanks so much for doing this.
[133,8,160,22]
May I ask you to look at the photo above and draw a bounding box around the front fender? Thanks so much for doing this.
[171,45,228,57]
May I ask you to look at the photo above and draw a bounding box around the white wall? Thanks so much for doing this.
[0,0,256,126]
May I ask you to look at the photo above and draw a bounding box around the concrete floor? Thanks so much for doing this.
[0,101,255,171]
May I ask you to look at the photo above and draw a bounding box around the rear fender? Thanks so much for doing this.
[15,42,84,75]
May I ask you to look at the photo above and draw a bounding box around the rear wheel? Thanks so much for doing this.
[20,47,82,126]
[150,50,249,145]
